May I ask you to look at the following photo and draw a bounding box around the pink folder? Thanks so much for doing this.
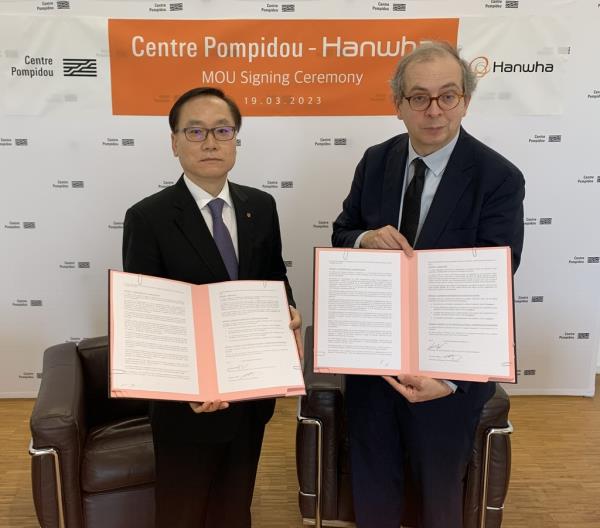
[109,270,305,402]
[313,247,516,383]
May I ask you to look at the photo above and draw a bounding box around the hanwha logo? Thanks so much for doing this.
[469,56,490,78]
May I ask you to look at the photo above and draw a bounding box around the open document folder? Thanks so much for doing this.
[109,270,305,402]
[313,246,516,383]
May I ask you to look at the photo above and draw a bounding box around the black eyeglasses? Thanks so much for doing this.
[178,126,237,142]
[403,92,464,111]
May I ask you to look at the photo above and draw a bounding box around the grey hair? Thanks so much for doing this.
[390,41,477,102]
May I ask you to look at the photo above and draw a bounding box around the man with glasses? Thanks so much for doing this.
[123,87,301,528]
[332,42,524,528]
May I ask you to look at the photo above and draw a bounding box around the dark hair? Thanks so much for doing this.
[390,41,477,102]
[168,87,242,132]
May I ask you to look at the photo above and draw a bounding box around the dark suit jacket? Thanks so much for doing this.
[332,127,525,397]
[123,176,294,443]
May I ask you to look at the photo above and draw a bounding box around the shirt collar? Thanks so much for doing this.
[407,131,460,177]
[183,175,234,209]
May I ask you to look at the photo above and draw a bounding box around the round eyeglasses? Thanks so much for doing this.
[179,126,237,142]
[403,92,465,112]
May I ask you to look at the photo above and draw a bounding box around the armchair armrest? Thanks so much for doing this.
[463,384,512,528]
[297,388,345,522]
[30,342,87,528]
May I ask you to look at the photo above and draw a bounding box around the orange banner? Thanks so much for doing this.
[108,19,458,117]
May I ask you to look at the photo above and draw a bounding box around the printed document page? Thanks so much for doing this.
[417,248,510,377]
[209,281,303,393]
[111,272,199,394]
[315,249,402,370]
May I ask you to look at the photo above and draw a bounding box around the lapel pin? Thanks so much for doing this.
[246,212,252,218]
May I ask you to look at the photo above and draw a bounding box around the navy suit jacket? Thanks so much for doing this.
[123,176,294,443]
[332,127,525,396]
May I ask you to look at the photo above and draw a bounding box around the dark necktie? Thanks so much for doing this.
[399,158,427,246]
[207,198,238,280]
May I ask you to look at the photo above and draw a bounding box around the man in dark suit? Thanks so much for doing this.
[122,87,301,528]
[332,42,525,528]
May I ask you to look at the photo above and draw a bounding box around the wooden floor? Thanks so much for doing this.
[2,378,600,527]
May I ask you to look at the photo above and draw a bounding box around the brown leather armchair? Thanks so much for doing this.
[296,326,512,528]
[29,337,155,528]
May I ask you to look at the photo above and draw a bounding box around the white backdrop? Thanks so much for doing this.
[1,0,599,397]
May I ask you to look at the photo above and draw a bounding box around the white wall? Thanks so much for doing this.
[1,0,598,397]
